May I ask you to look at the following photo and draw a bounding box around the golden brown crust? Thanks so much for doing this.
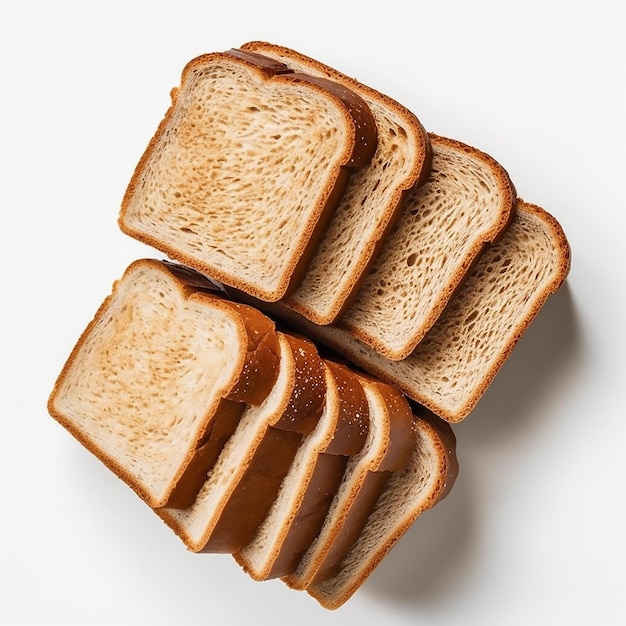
[357,375,416,473]
[322,360,370,456]
[412,409,459,502]
[274,333,327,433]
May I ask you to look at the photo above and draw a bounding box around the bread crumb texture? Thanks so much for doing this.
[122,57,350,297]
[343,138,513,359]
[51,263,242,503]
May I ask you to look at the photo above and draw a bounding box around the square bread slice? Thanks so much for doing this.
[335,133,517,360]
[119,49,378,302]
[48,259,281,509]
[240,41,432,323]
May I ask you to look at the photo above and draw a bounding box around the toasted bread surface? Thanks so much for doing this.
[48,259,280,508]
[119,50,377,302]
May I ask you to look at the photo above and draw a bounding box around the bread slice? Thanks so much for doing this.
[306,411,459,610]
[233,360,370,580]
[239,41,432,323]
[119,49,378,302]
[47,258,281,509]
[156,331,328,552]
[280,373,416,590]
[335,133,516,360]
[271,200,571,422]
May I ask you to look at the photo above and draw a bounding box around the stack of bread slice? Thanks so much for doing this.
[49,41,570,609]
[49,258,457,610]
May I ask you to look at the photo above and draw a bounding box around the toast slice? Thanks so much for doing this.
[156,331,328,552]
[239,41,432,323]
[119,49,377,302]
[279,373,416,590]
[48,259,281,508]
[337,133,516,360]
[270,200,571,422]
[305,411,459,610]
[233,360,370,580]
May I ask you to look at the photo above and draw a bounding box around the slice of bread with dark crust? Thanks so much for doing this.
[279,372,416,590]
[233,360,370,579]
[304,411,459,610]
[48,259,281,509]
[240,41,432,323]
[119,49,378,302]
[156,331,330,553]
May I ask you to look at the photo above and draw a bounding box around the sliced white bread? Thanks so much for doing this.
[156,331,328,553]
[336,133,516,360]
[306,411,459,610]
[280,373,416,590]
[233,360,370,580]
[48,259,281,509]
[119,49,377,302]
[269,200,571,422]
[240,41,432,323]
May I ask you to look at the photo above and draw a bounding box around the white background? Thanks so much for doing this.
[2,1,625,624]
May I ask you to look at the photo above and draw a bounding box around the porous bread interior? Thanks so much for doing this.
[246,44,425,323]
[51,263,243,505]
[341,138,512,359]
[158,333,295,550]
[236,365,340,577]
[287,378,389,587]
[326,206,566,419]
[122,56,350,297]
[406,207,564,413]
[308,421,443,608]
